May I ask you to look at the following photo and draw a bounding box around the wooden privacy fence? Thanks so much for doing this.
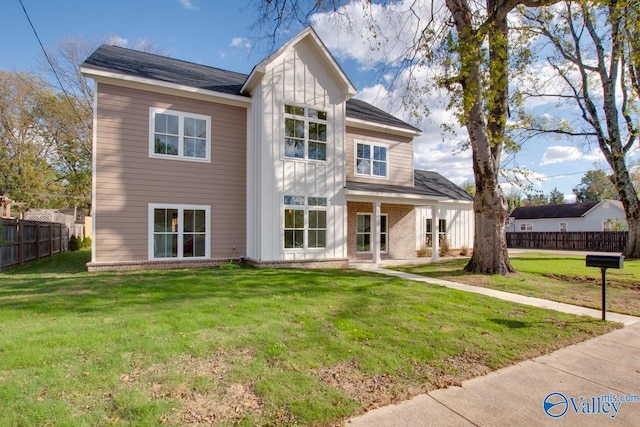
[0,219,69,270]
[506,231,628,253]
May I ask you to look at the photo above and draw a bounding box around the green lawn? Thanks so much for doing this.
[0,250,618,426]
[392,252,640,316]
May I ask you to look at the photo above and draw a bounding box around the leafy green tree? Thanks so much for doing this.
[0,71,63,210]
[548,187,565,205]
[573,170,617,202]
[524,192,547,205]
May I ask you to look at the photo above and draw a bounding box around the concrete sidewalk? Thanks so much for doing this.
[347,263,640,426]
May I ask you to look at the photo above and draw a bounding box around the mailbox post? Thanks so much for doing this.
[585,254,624,321]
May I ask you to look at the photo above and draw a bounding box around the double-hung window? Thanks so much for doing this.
[149,204,210,259]
[283,196,327,249]
[355,141,387,178]
[150,108,211,162]
[357,213,388,253]
[284,105,327,161]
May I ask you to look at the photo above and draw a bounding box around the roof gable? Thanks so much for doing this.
[241,27,356,98]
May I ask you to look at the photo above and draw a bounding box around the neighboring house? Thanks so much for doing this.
[81,27,473,271]
[508,200,627,233]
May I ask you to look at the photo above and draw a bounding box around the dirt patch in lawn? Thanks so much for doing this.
[315,349,492,414]
[542,273,640,290]
[118,349,265,425]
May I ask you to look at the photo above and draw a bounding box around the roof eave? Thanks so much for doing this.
[81,66,252,107]
[346,117,422,137]
[345,188,470,205]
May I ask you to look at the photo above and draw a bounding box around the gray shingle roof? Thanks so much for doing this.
[345,98,421,133]
[346,170,473,201]
[82,45,419,132]
[82,45,248,96]
[510,202,599,219]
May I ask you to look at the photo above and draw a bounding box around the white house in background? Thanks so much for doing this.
[81,27,474,271]
[508,200,627,233]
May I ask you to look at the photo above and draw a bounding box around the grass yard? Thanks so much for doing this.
[392,252,640,316]
[0,250,619,426]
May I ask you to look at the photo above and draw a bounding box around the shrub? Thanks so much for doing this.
[439,238,450,257]
[80,236,92,249]
[460,245,469,256]
[417,245,432,257]
[69,235,80,251]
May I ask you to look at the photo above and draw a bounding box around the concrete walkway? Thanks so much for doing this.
[347,263,640,426]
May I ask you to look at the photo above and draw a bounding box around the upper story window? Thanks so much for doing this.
[355,141,387,178]
[150,108,211,162]
[284,104,327,161]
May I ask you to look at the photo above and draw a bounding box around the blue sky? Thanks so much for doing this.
[3,0,631,201]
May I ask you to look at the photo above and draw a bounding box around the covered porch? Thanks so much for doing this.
[345,188,446,265]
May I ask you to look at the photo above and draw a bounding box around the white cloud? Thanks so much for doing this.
[310,0,448,66]
[178,0,199,11]
[107,35,128,47]
[230,37,252,50]
[540,145,601,165]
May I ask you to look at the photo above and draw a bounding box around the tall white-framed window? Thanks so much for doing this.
[426,218,447,247]
[559,222,567,232]
[283,195,328,249]
[149,108,211,162]
[148,204,210,260]
[355,141,388,178]
[283,104,327,161]
[356,213,388,253]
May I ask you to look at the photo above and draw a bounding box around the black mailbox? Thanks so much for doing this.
[585,254,624,269]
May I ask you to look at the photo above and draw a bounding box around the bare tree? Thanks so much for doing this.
[520,0,640,257]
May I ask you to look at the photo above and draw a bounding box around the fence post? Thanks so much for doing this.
[49,223,53,256]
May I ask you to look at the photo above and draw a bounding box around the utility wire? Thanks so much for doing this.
[18,0,90,134]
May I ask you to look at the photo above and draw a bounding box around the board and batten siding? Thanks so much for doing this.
[346,127,414,187]
[246,37,348,262]
[94,83,246,263]
[416,203,474,250]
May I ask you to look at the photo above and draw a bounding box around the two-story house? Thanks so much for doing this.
[81,27,473,271]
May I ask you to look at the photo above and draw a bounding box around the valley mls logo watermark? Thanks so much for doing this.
[543,391,640,419]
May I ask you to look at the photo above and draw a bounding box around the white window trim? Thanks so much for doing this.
[519,223,533,231]
[282,195,328,251]
[149,107,211,163]
[148,203,211,260]
[356,212,388,254]
[354,140,389,179]
[282,103,328,162]
[559,222,567,232]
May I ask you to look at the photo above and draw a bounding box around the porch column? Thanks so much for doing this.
[373,201,382,264]
[431,204,440,261]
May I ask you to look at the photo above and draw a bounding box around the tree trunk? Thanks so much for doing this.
[447,0,515,274]
[609,156,640,258]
